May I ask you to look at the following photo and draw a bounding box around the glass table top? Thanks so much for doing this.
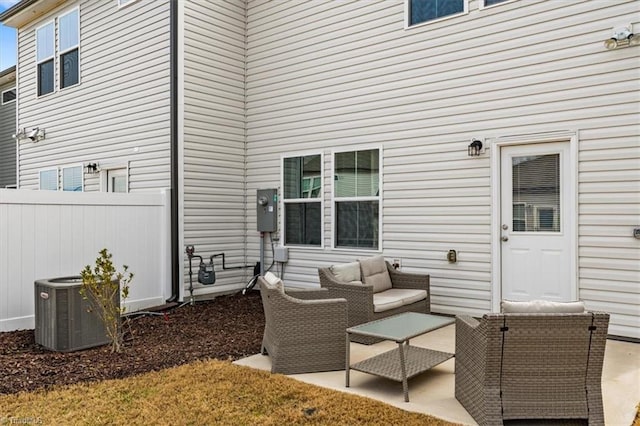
[346,312,454,342]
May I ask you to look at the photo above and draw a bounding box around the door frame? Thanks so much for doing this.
[490,131,579,311]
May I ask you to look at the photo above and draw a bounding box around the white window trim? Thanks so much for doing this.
[57,7,81,91]
[405,0,469,29]
[39,167,59,191]
[61,163,84,192]
[331,145,383,252]
[118,0,141,9]
[479,0,517,10]
[1,87,16,105]
[35,19,55,98]
[281,151,324,249]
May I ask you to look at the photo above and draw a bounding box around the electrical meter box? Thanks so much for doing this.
[257,188,278,232]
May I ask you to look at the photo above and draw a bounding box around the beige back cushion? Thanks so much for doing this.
[330,261,361,283]
[360,255,392,293]
[501,299,585,313]
[263,272,284,292]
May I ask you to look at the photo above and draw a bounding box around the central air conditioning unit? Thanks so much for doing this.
[34,276,117,352]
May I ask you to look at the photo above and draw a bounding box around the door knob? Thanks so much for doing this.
[501,236,509,242]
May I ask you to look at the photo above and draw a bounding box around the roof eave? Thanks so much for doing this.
[0,0,68,28]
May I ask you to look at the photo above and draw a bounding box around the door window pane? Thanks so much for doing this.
[512,154,560,232]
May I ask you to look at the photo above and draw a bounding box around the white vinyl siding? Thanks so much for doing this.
[16,0,171,192]
[0,80,17,188]
[245,0,640,337]
[182,0,247,294]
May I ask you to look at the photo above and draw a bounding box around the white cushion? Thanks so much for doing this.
[330,261,361,282]
[359,255,392,293]
[348,280,363,285]
[373,289,427,313]
[373,294,404,313]
[263,272,284,292]
[501,299,585,313]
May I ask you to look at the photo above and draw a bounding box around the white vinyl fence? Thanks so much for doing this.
[0,189,171,331]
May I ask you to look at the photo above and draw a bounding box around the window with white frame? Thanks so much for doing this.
[481,0,510,8]
[282,154,322,247]
[118,0,140,8]
[36,8,80,96]
[36,21,55,96]
[39,168,58,190]
[333,148,381,250]
[1,88,16,104]
[407,0,467,27]
[58,8,79,89]
[62,165,83,191]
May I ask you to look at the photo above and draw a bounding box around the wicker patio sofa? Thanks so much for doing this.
[455,300,609,425]
[258,273,348,375]
[318,255,430,344]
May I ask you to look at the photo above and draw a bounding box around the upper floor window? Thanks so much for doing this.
[36,8,79,97]
[282,154,323,247]
[1,88,16,104]
[408,0,467,26]
[36,21,55,96]
[58,9,79,89]
[118,0,141,8]
[333,148,381,250]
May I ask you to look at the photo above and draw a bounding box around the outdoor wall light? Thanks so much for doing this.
[85,163,100,174]
[604,26,640,50]
[12,127,45,142]
[468,139,483,157]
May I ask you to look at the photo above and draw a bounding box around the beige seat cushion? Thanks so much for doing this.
[373,288,427,313]
[330,261,361,283]
[359,255,392,293]
[501,299,585,313]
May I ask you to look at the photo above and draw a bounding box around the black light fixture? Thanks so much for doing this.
[468,139,483,157]
[85,163,99,174]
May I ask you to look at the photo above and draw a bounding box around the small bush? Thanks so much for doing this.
[80,248,133,353]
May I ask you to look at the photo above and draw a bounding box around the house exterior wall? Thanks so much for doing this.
[245,0,639,337]
[181,0,248,295]
[0,78,16,188]
[15,0,171,192]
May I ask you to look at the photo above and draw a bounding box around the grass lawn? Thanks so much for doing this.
[0,359,458,425]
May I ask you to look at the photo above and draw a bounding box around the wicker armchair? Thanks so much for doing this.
[455,312,609,425]
[318,260,429,344]
[258,276,348,375]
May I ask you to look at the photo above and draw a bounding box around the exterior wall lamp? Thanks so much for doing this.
[85,163,100,174]
[12,127,45,142]
[604,26,640,50]
[468,139,483,157]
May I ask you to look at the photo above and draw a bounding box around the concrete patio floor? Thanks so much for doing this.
[235,324,640,425]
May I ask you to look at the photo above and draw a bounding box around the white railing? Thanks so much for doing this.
[0,189,171,332]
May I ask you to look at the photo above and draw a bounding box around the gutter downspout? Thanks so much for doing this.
[167,0,180,302]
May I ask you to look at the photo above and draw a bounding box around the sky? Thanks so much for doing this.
[0,0,19,71]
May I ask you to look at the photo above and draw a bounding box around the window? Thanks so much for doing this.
[333,148,381,250]
[282,154,322,247]
[481,0,510,7]
[39,169,58,190]
[408,0,467,26]
[62,165,83,191]
[58,9,79,89]
[1,88,15,104]
[36,21,55,96]
[36,8,80,96]
[118,0,140,7]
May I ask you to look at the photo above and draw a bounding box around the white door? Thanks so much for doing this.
[106,168,128,193]
[500,142,573,302]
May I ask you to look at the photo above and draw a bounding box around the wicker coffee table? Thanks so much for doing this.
[346,312,454,402]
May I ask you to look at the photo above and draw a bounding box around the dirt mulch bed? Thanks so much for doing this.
[0,291,265,395]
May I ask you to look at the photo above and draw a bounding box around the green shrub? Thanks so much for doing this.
[80,248,134,353]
